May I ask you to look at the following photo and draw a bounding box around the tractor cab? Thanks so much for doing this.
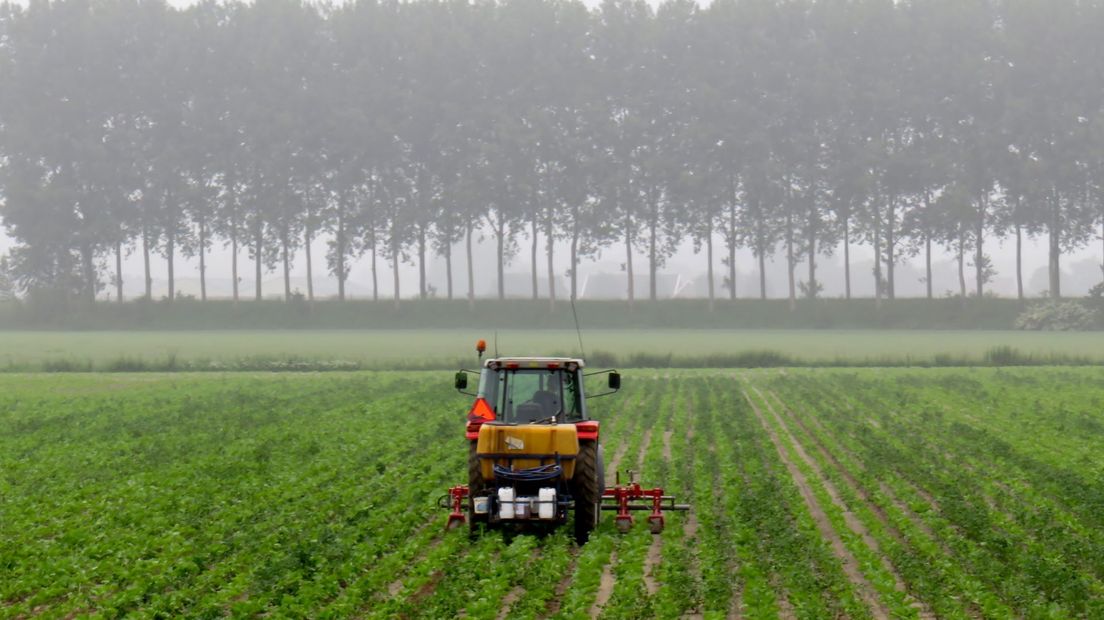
[455,357,619,425]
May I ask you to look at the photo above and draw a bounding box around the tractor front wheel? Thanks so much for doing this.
[574,440,602,544]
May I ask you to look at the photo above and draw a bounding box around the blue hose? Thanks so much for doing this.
[494,463,562,482]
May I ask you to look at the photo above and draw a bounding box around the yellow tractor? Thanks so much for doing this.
[441,341,687,544]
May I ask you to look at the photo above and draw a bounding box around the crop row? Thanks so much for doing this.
[4,369,1104,617]
[767,368,1104,617]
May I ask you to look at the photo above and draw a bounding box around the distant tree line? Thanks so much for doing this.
[0,0,1102,309]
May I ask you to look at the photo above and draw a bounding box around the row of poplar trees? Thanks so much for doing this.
[1,0,1103,306]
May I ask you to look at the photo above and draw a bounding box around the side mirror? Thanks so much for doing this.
[454,371,468,391]
[608,372,621,390]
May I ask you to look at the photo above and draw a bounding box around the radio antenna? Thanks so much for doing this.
[494,330,499,357]
[570,296,586,358]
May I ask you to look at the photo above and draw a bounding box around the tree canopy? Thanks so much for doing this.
[0,0,1102,306]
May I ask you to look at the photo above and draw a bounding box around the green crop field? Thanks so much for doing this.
[4,368,1104,618]
[4,329,1104,371]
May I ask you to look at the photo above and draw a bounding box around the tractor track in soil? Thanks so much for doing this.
[637,420,661,596]
[390,545,475,620]
[538,386,645,619]
[590,549,619,618]
[386,533,446,598]
[539,547,580,620]
[744,387,892,620]
[494,585,523,620]
[682,406,705,620]
[704,382,749,620]
[494,547,541,620]
[764,389,937,620]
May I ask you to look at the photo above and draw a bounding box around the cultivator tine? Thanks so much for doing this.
[601,481,689,534]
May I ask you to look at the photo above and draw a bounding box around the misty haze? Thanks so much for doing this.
[3,0,1104,618]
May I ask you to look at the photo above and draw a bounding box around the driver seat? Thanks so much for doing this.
[515,402,544,423]
[531,390,559,419]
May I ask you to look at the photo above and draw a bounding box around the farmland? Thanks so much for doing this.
[4,369,1104,618]
[4,328,1104,371]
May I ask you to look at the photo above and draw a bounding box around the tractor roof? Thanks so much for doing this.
[484,357,586,369]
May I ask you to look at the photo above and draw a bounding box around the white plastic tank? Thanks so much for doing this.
[498,487,515,519]
[539,488,556,520]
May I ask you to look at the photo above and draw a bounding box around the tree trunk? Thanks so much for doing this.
[115,241,123,303]
[281,227,291,302]
[254,220,263,301]
[416,170,428,301]
[1049,189,1062,299]
[531,218,539,300]
[925,232,933,300]
[873,203,882,310]
[923,193,932,299]
[143,228,152,300]
[545,206,555,309]
[975,193,986,297]
[648,192,658,301]
[444,232,453,301]
[466,217,474,310]
[231,226,239,304]
[166,228,175,303]
[758,247,766,300]
[806,222,816,300]
[228,179,239,304]
[304,223,314,302]
[706,218,715,312]
[785,209,795,311]
[886,196,895,300]
[1016,222,1024,300]
[756,198,766,300]
[58,247,73,305]
[625,215,635,308]
[199,217,207,302]
[417,225,427,300]
[570,211,579,301]
[496,219,505,300]
[371,229,378,302]
[392,239,401,309]
[728,202,736,300]
[957,224,967,298]
[843,213,851,300]
[81,243,95,304]
[336,205,346,301]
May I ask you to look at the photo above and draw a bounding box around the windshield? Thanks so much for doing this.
[478,368,584,423]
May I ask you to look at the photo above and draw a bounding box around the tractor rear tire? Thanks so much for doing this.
[574,440,602,544]
[468,441,487,534]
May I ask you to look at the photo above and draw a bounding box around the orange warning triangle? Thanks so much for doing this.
[468,397,496,422]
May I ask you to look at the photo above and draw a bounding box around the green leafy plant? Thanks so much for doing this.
[1014,300,1099,331]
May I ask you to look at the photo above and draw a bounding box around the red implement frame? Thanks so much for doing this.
[444,485,470,529]
[601,480,689,534]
